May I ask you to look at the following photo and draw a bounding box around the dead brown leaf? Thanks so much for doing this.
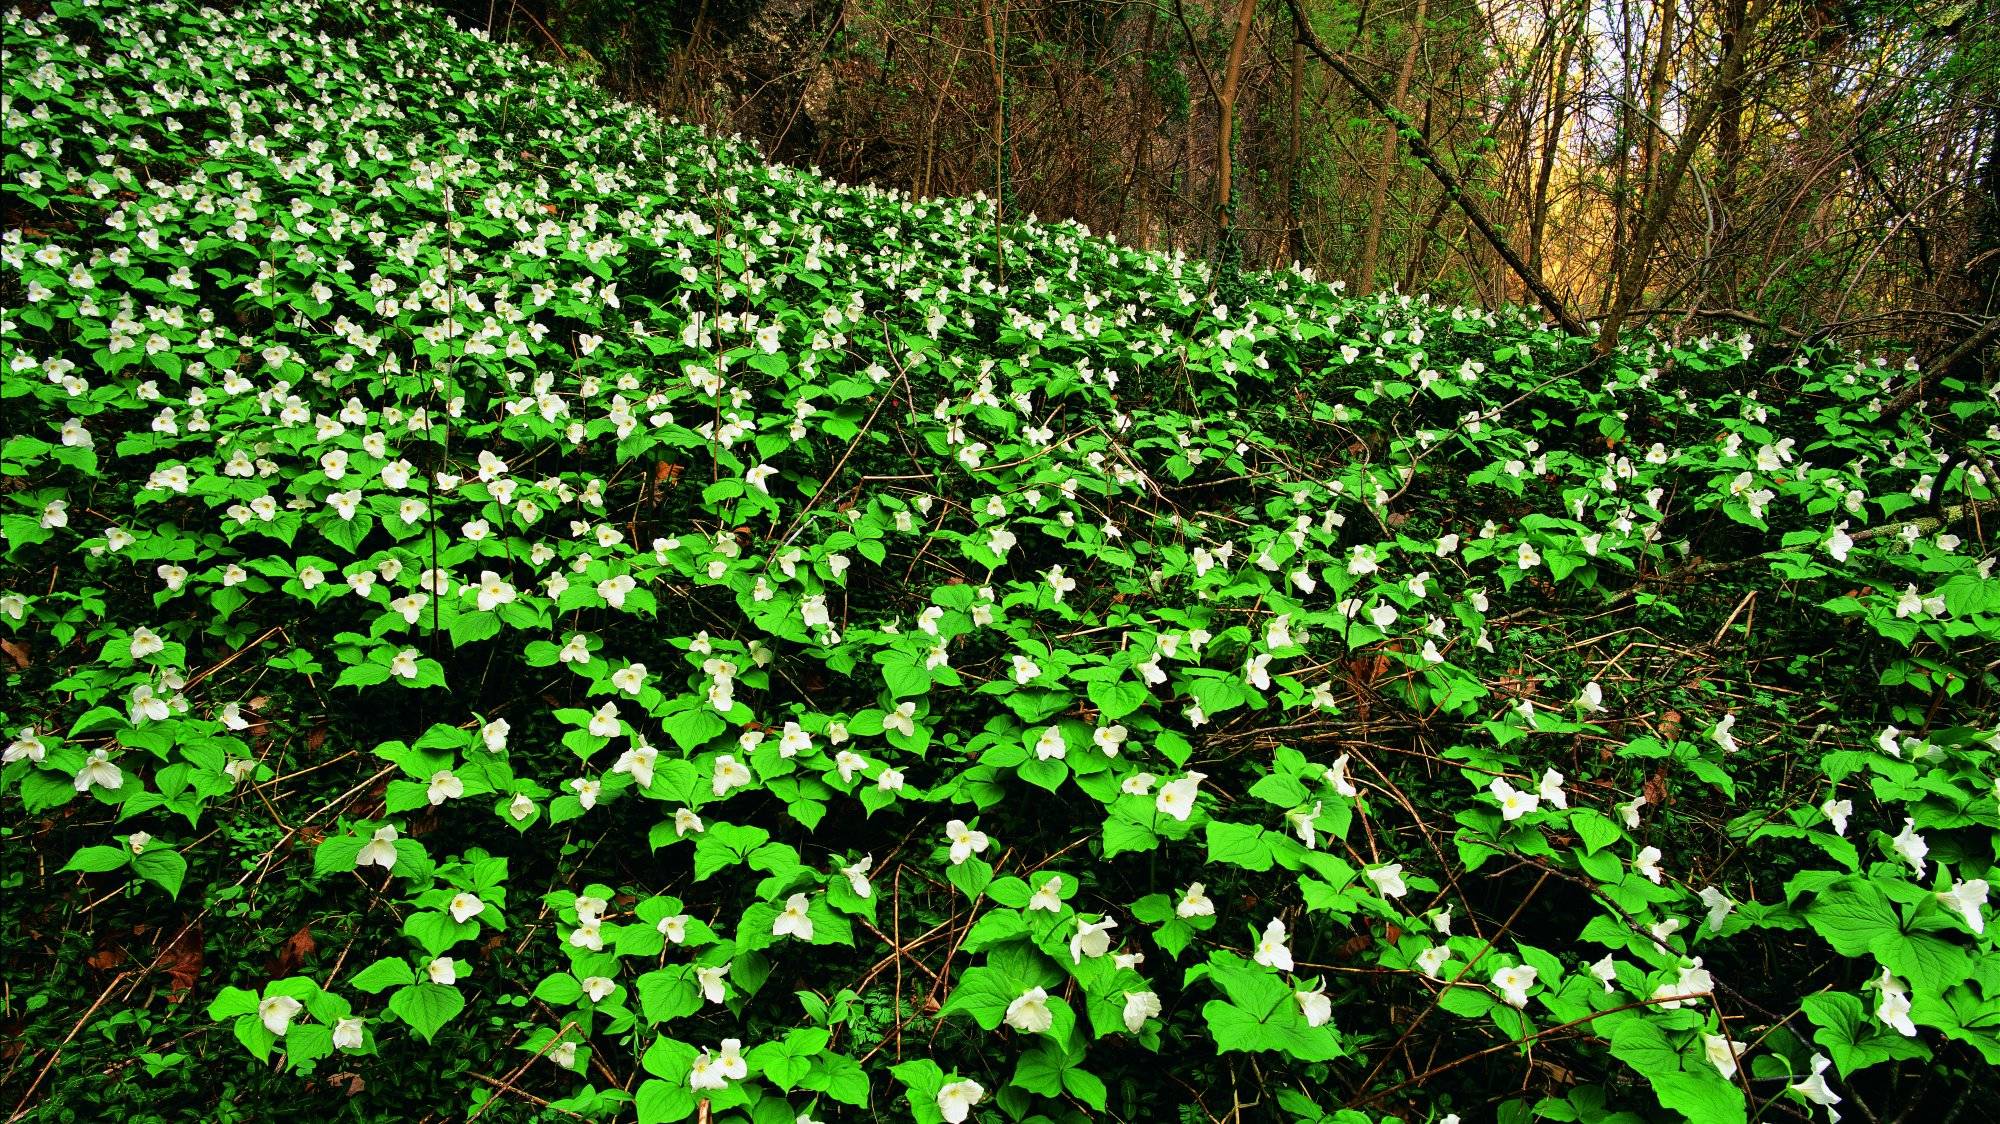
[162,923,204,999]
[269,924,315,977]
[0,638,28,670]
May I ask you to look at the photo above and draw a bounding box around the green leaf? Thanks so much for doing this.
[1207,821,1277,872]
[207,986,261,1020]
[387,982,465,1043]
[1802,990,1931,1078]
[1604,1012,1746,1124]
[349,957,416,995]
[132,848,188,898]
[62,844,132,874]
[1086,675,1149,721]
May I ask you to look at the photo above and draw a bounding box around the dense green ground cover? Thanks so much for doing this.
[3,1,1999,1121]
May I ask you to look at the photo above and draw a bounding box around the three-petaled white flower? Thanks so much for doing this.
[1491,963,1537,1008]
[1155,771,1206,821]
[937,1078,985,1124]
[1254,917,1294,971]
[1296,982,1333,1028]
[426,770,463,805]
[773,893,815,941]
[841,855,874,898]
[1123,990,1162,1033]
[712,754,753,797]
[1070,916,1117,963]
[1490,777,1540,820]
[1365,863,1408,899]
[1045,565,1076,603]
[1635,846,1665,885]
[1177,882,1215,918]
[1789,1053,1841,1113]
[1004,986,1054,1034]
[1029,875,1064,913]
[259,994,303,1037]
[946,819,989,865]
[355,824,399,870]
[1938,878,1989,934]
[74,748,124,793]
[1891,818,1929,877]
[1703,1034,1747,1080]
[1034,726,1067,761]
[1874,967,1917,1036]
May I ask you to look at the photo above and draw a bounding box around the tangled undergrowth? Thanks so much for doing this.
[3,1,1998,1122]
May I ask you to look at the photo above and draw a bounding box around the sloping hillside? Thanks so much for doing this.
[3,1,1997,1121]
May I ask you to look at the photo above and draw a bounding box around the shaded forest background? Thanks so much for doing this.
[454,0,1995,362]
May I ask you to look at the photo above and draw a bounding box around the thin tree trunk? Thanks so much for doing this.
[1359,0,1426,295]
[1288,0,1586,335]
[982,0,1007,284]
[1283,11,1305,268]
[1216,0,1261,251]
[1528,5,1581,286]
[1595,0,1768,356]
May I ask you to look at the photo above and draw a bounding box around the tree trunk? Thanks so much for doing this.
[1287,0,1586,335]
[1528,5,1582,290]
[1594,0,1768,356]
[1358,0,1427,296]
[982,0,1007,284]
[1215,0,1261,261]
[1282,12,1304,268]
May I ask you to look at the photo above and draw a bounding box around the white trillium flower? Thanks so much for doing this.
[1416,945,1452,978]
[688,1047,729,1091]
[333,1016,366,1051]
[1635,846,1665,885]
[1004,986,1054,1034]
[75,748,124,793]
[1034,725,1068,761]
[259,994,303,1037]
[1491,963,1537,1008]
[697,963,729,1003]
[1328,754,1359,797]
[1712,713,1739,753]
[936,1078,986,1124]
[1490,777,1539,820]
[448,893,485,924]
[1296,982,1333,1027]
[426,769,463,805]
[1365,863,1408,899]
[1177,882,1215,918]
[1891,818,1929,877]
[842,855,875,898]
[1703,1034,1747,1080]
[1254,917,1294,971]
[1588,955,1619,992]
[1122,989,1162,1032]
[1155,771,1206,821]
[773,893,815,941]
[1789,1053,1841,1113]
[1698,886,1735,931]
[426,957,463,986]
[1029,876,1064,913]
[1538,768,1568,810]
[1070,916,1118,963]
[355,824,399,870]
[1938,878,1988,934]
[1874,967,1917,1036]
[1820,796,1852,836]
[712,754,753,797]
[945,819,990,865]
